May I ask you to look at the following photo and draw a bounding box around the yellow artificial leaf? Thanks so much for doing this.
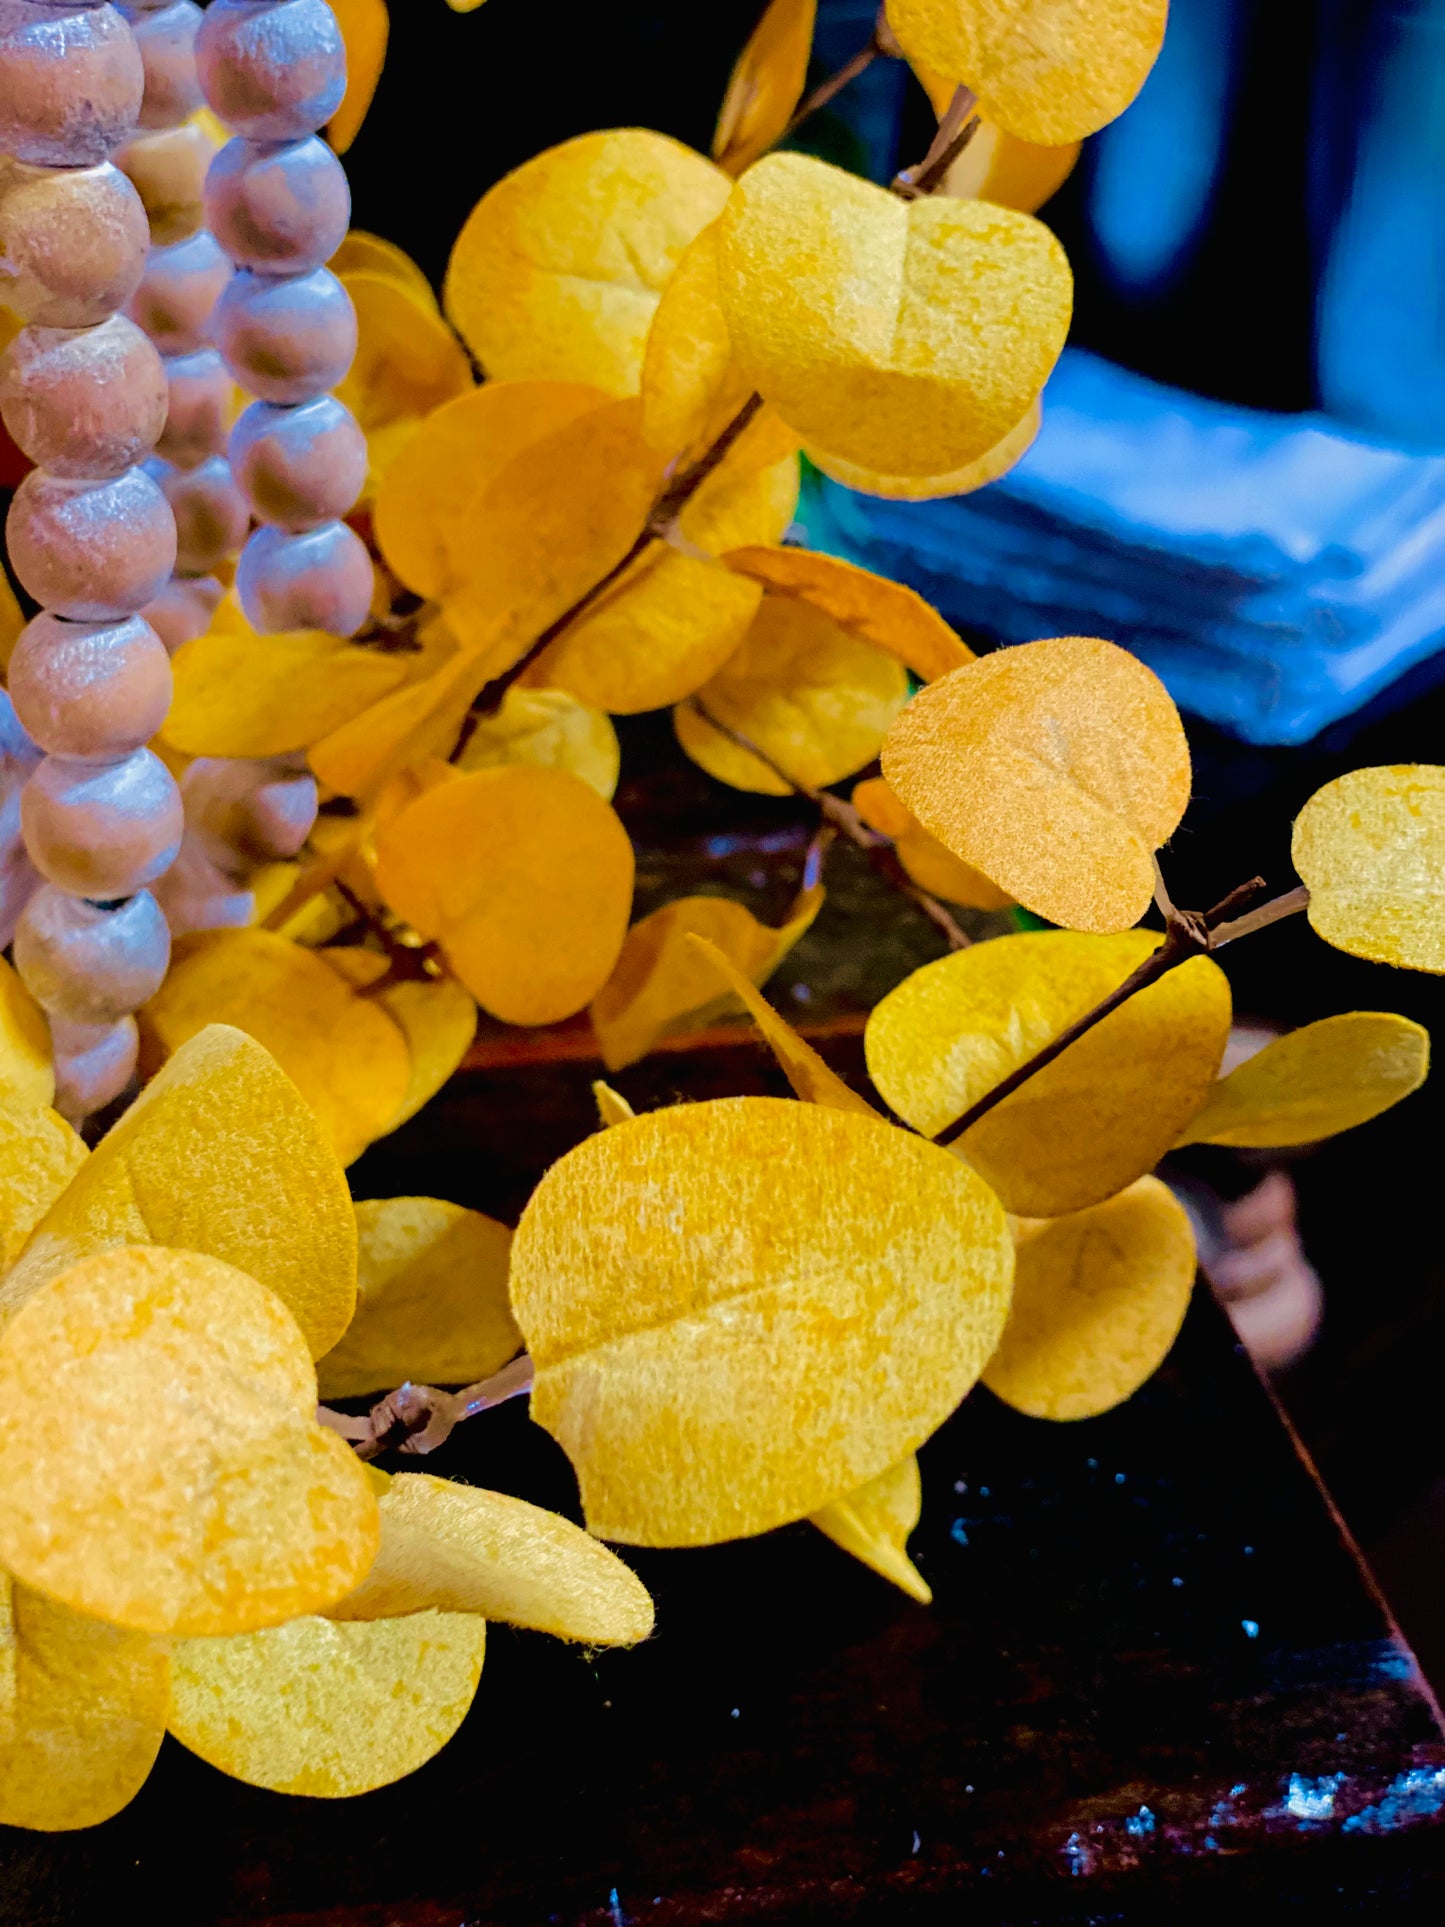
[309,643,484,800]
[883,636,1191,933]
[316,1197,519,1401]
[163,626,410,759]
[0,1107,87,1272]
[714,0,817,175]
[331,1473,655,1645]
[0,559,23,671]
[0,1026,357,1358]
[326,0,389,155]
[807,398,1040,500]
[983,1177,1196,1420]
[456,686,620,799]
[912,67,1081,211]
[593,1079,637,1126]
[374,765,635,1026]
[169,1609,485,1797]
[140,931,411,1168]
[330,229,437,312]
[0,1572,170,1832]
[530,434,799,715]
[886,0,1169,145]
[810,1454,931,1604]
[0,1246,378,1636]
[639,220,753,459]
[590,887,823,1071]
[0,956,53,1111]
[444,129,733,397]
[1178,1012,1430,1149]
[865,930,1232,1216]
[335,273,474,482]
[442,398,667,673]
[319,949,478,1134]
[853,776,1012,909]
[1292,765,1445,973]
[510,1096,1014,1546]
[688,932,879,1116]
[375,381,610,600]
[718,152,1071,476]
[724,544,973,681]
[675,593,910,795]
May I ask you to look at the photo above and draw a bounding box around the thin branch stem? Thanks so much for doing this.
[320,1354,537,1462]
[1211,883,1310,947]
[894,87,980,196]
[781,26,886,142]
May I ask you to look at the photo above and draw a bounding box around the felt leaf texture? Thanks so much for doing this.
[330,230,437,312]
[331,1473,655,1645]
[865,931,1232,1216]
[163,628,410,759]
[442,398,667,673]
[374,766,635,1026]
[1292,765,1445,973]
[375,381,610,600]
[327,0,389,155]
[319,950,478,1135]
[808,398,1041,501]
[590,888,823,1071]
[593,1079,637,1127]
[169,1610,485,1798]
[883,637,1192,933]
[444,130,734,397]
[316,1198,519,1401]
[335,273,473,488]
[714,0,818,176]
[810,1454,931,1604]
[141,931,412,1168]
[675,595,910,796]
[717,153,1071,477]
[0,957,53,1111]
[886,0,1170,145]
[530,435,799,715]
[309,643,484,800]
[457,686,620,799]
[0,1247,378,1636]
[724,545,973,682]
[853,777,1012,909]
[1178,1012,1429,1149]
[688,933,879,1116]
[983,1177,1196,1421]
[639,221,753,460]
[0,1025,357,1359]
[0,1572,170,1831]
[0,1107,86,1271]
[509,1096,1014,1546]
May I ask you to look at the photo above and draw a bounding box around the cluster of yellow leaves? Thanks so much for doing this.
[0,1021,651,1830]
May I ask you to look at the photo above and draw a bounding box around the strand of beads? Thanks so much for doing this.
[0,0,182,1121]
[119,0,249,651]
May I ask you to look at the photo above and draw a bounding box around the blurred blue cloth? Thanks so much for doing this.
[799,350,1445,746]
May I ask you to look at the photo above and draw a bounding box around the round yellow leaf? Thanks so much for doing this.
[675,594,910,796]
[326,0,389,155]
[0,955,53,1111]
[330,229,437,312]
[444,129,733,397]
[510,1096,1014,1546]
[164,627,410,759]
[1178,1012,1430,1149]
[983,1177,1196,1420]
[944,121,1080,212]
[724,545,973,682]
[807,397,1041,500]
[713,0,818,177]
[319,949,477,1134]
[141,931,412,1167]
[0,1247,379,1635]
[335,273,474,443]
[639,220,753,458]
[331,1472,655,1645]
[883,637,1191,933]
[887,0,1169,145]
[375,380,610,599]
[0,1572,170,1832]
[0,1026,358,1360]
[810,1454,931,1605]
[718,153,1071,477]
[1292,765,1445,973]
[170,1609,485,1798]
[0,1106,86,1272]
[457,686,620,799]
[865,930,1232,1216]
[316,1197,519,1401]
[373,765,635,1026]
[853,777,1012,910]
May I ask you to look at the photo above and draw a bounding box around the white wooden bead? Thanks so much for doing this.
[229,393,365,529]
[148,451,249,573]
[8,611,172,759]
[7,464,177,619]
[196,0,345,143]
[141,569,222,652]
[50,1011,138,1122]
[22,747,183,896]
[0,313,168,478]
[212,264,355,405]
[183,754,317,870]
[235,518,372,636]
[126,226,230,353]
[204,133,349,275]
[128,0,202,130]
[15,883,170,1022]
[0,2,144,167]
[0,157,149,326]
[154,836,254,936]
[155,345,231,467]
